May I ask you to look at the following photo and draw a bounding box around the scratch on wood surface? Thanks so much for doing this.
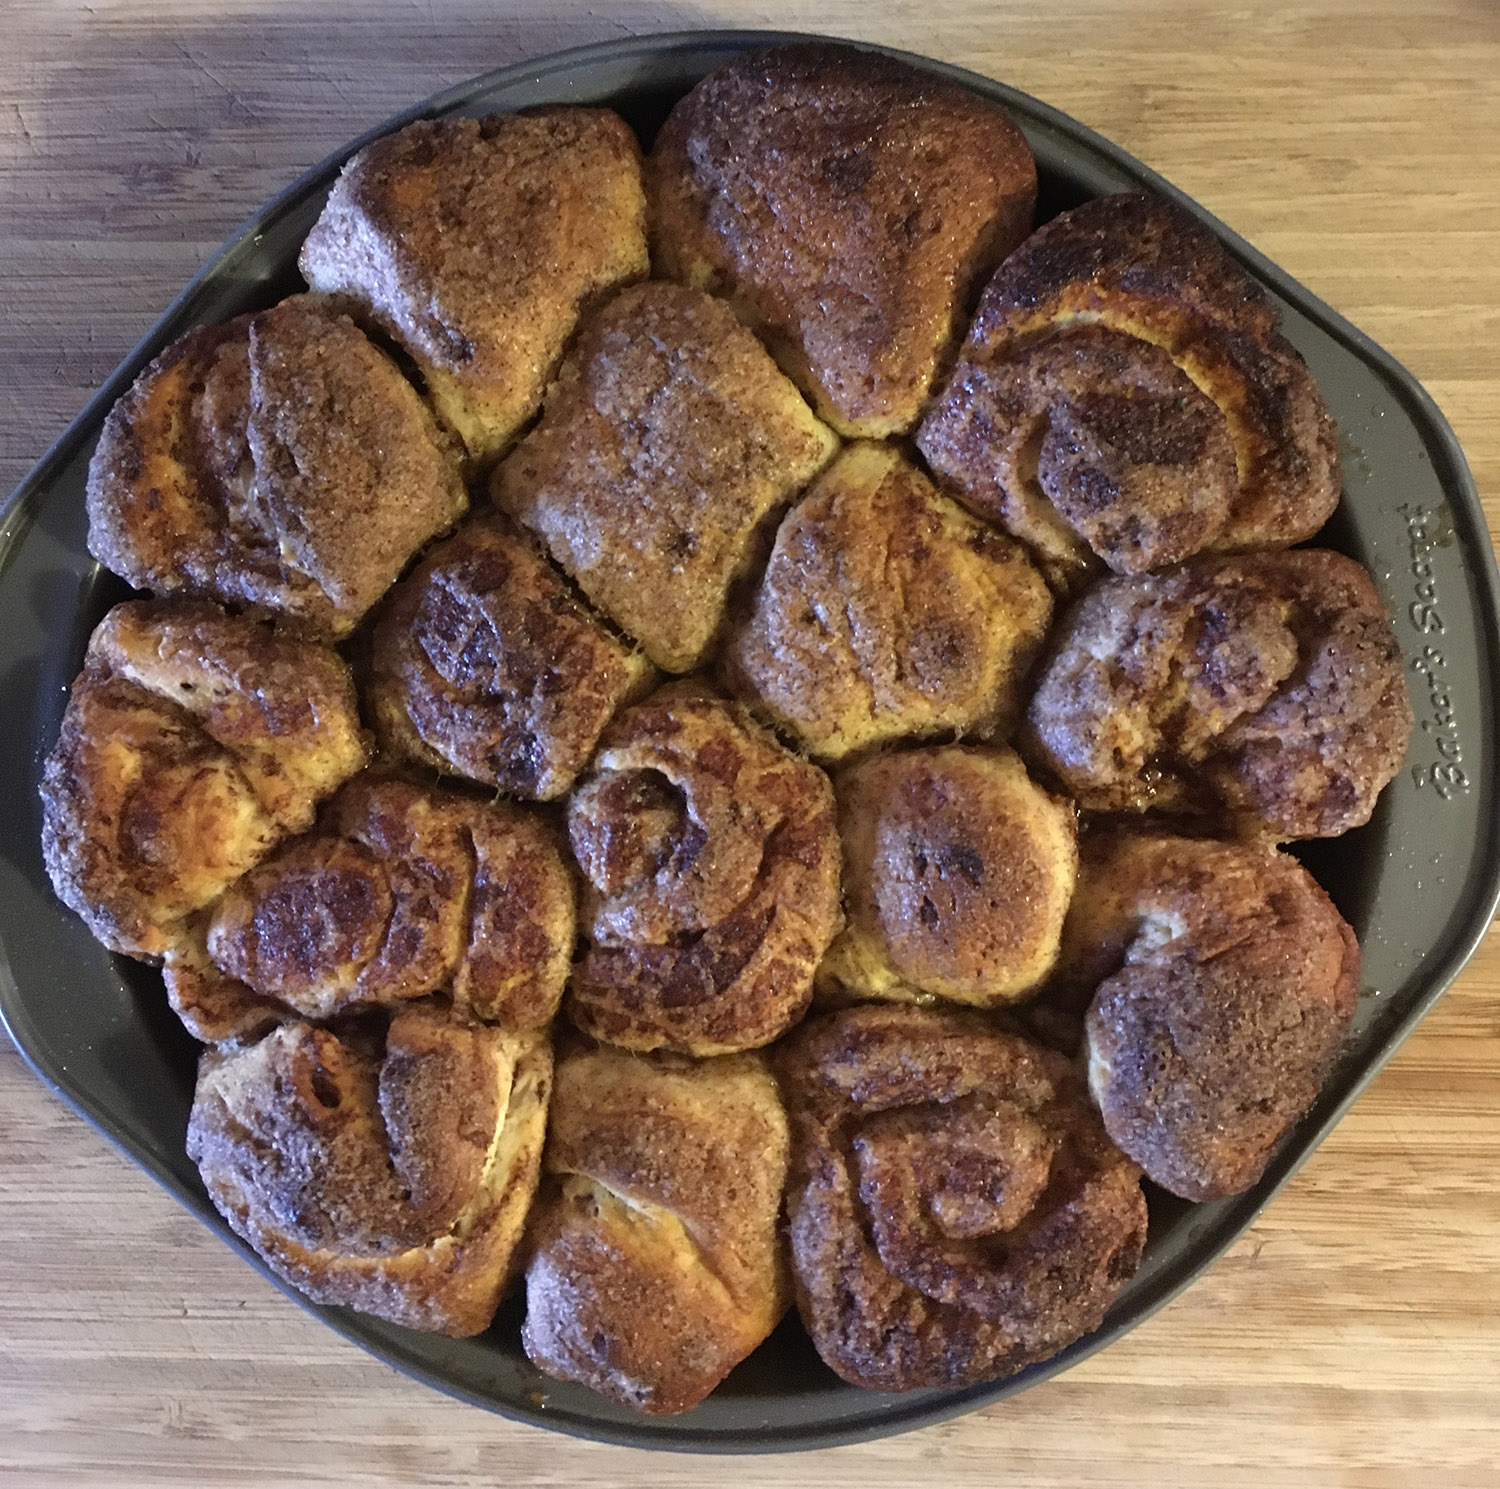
[9,100,35,150]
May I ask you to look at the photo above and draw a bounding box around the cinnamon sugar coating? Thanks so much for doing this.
[40,600,366,958]
[565,684,842,1056]
[650,43,1037,437]
[920,193,1340,581]
[777,1004,1147,1391]
[1046,830,1360,1200]
[1026,550,1413,838]
[523,1046,790,1415]
[86,297,466,638]
[300,109,648,464]
[726,443,1053,762]
[187,1005,552,1336]
[369,515,655,801]
[819,746,1077,1008]
[494,282,838,673]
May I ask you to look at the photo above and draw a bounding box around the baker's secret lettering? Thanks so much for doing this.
[1400,504,1469,800]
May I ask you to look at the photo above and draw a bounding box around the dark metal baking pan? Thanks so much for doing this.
[2,29,1497,1455]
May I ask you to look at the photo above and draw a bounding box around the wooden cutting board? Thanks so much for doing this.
[2,3,1497,1485]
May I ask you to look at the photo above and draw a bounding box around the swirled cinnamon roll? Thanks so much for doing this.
[817,746,1076,1008]
[777,1004,1148,1392]
[725,443,1052,762]
[493,282,839,674]
[649,43,1037,437]
[368,515,655,801]
[198,776,573,1031]
[300,110,649,465]
[39,600,367,959]
[1045,830,1360,1201]
[87,296,466,638]
[523,1043,790,1415]
[1026,550,1413,838]
[565,685,842,1056]
[918,193,1339,585]
[187,1003,552,1336]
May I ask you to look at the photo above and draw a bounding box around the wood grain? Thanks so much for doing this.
[3,2,1499,1485]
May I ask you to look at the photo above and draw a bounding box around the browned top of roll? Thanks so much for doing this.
[565,684,842,1056]
[523,1045,790,1415]
[187,1006,552,1336]
[776,1004,1147,1393]
[493,281,838,673]
[648,42,1037,438]
[918,322,1239,588]
[299,109,648,464]
[1025,549,1414,838]
[39,600,367,958]
[819,745,1077,1007]
[726,442,1053,762]
[368,515,655,801]
[204,775,574,1030]
[923,193,1339,559]
[1054,830,1361,1201]
[86,297,466,639]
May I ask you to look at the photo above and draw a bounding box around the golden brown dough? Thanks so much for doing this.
[523,1044,790,1415]
[187,1004,552,1336]
[565,684,842,1056]
[818,746,1077,1008]
[493,282,838,673]
[919,193,1340,581]
[300,109,649,464]
[1025,550,1414,838]
[726,443,1053,762]
[1042,830,1360,1200]
[649,42,1036,437]
[777,1005,1147,1392]
[86,297,466,639]
[368,515,655,801]
[39,600,367,958]
[199,776,573,1030]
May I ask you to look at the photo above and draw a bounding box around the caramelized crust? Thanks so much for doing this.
[39,601,366,957]
[187,1006,552,1336]
[920,193,1339,568]
[493,282,839,673]
[819,746,1077,1007]
[726,443,1053,762]
[565,684,842,1056]
[523,1045,790,1415]
[300,109,649,464]
[1026,550,1414,838]
[202,776,573,1029]
[1042,830,1360,1200]
[369,515,655,800]
[649,43,1037,437]
[918,323,1238,588]
[777,1005,1147,1392]
[86,297,466,638]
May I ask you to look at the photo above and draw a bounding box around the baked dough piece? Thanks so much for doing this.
[565,684,842,1056]
[649,42,1037,437]
[493,282,838,673]
[920,194,1340,586]
[726,443,1053,762]
[196,776,573,1030]
[368,515,655,801]
[187,1004,552,1336]
[523,1045,790,1415]
[818,746,1076,1008]
[1026,550,1413,838]
[1053,830,1360,1200]
[777,1004,1147,1392]
[39,600,366,958]
[86,297,466,639]
[300,109,649,465]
